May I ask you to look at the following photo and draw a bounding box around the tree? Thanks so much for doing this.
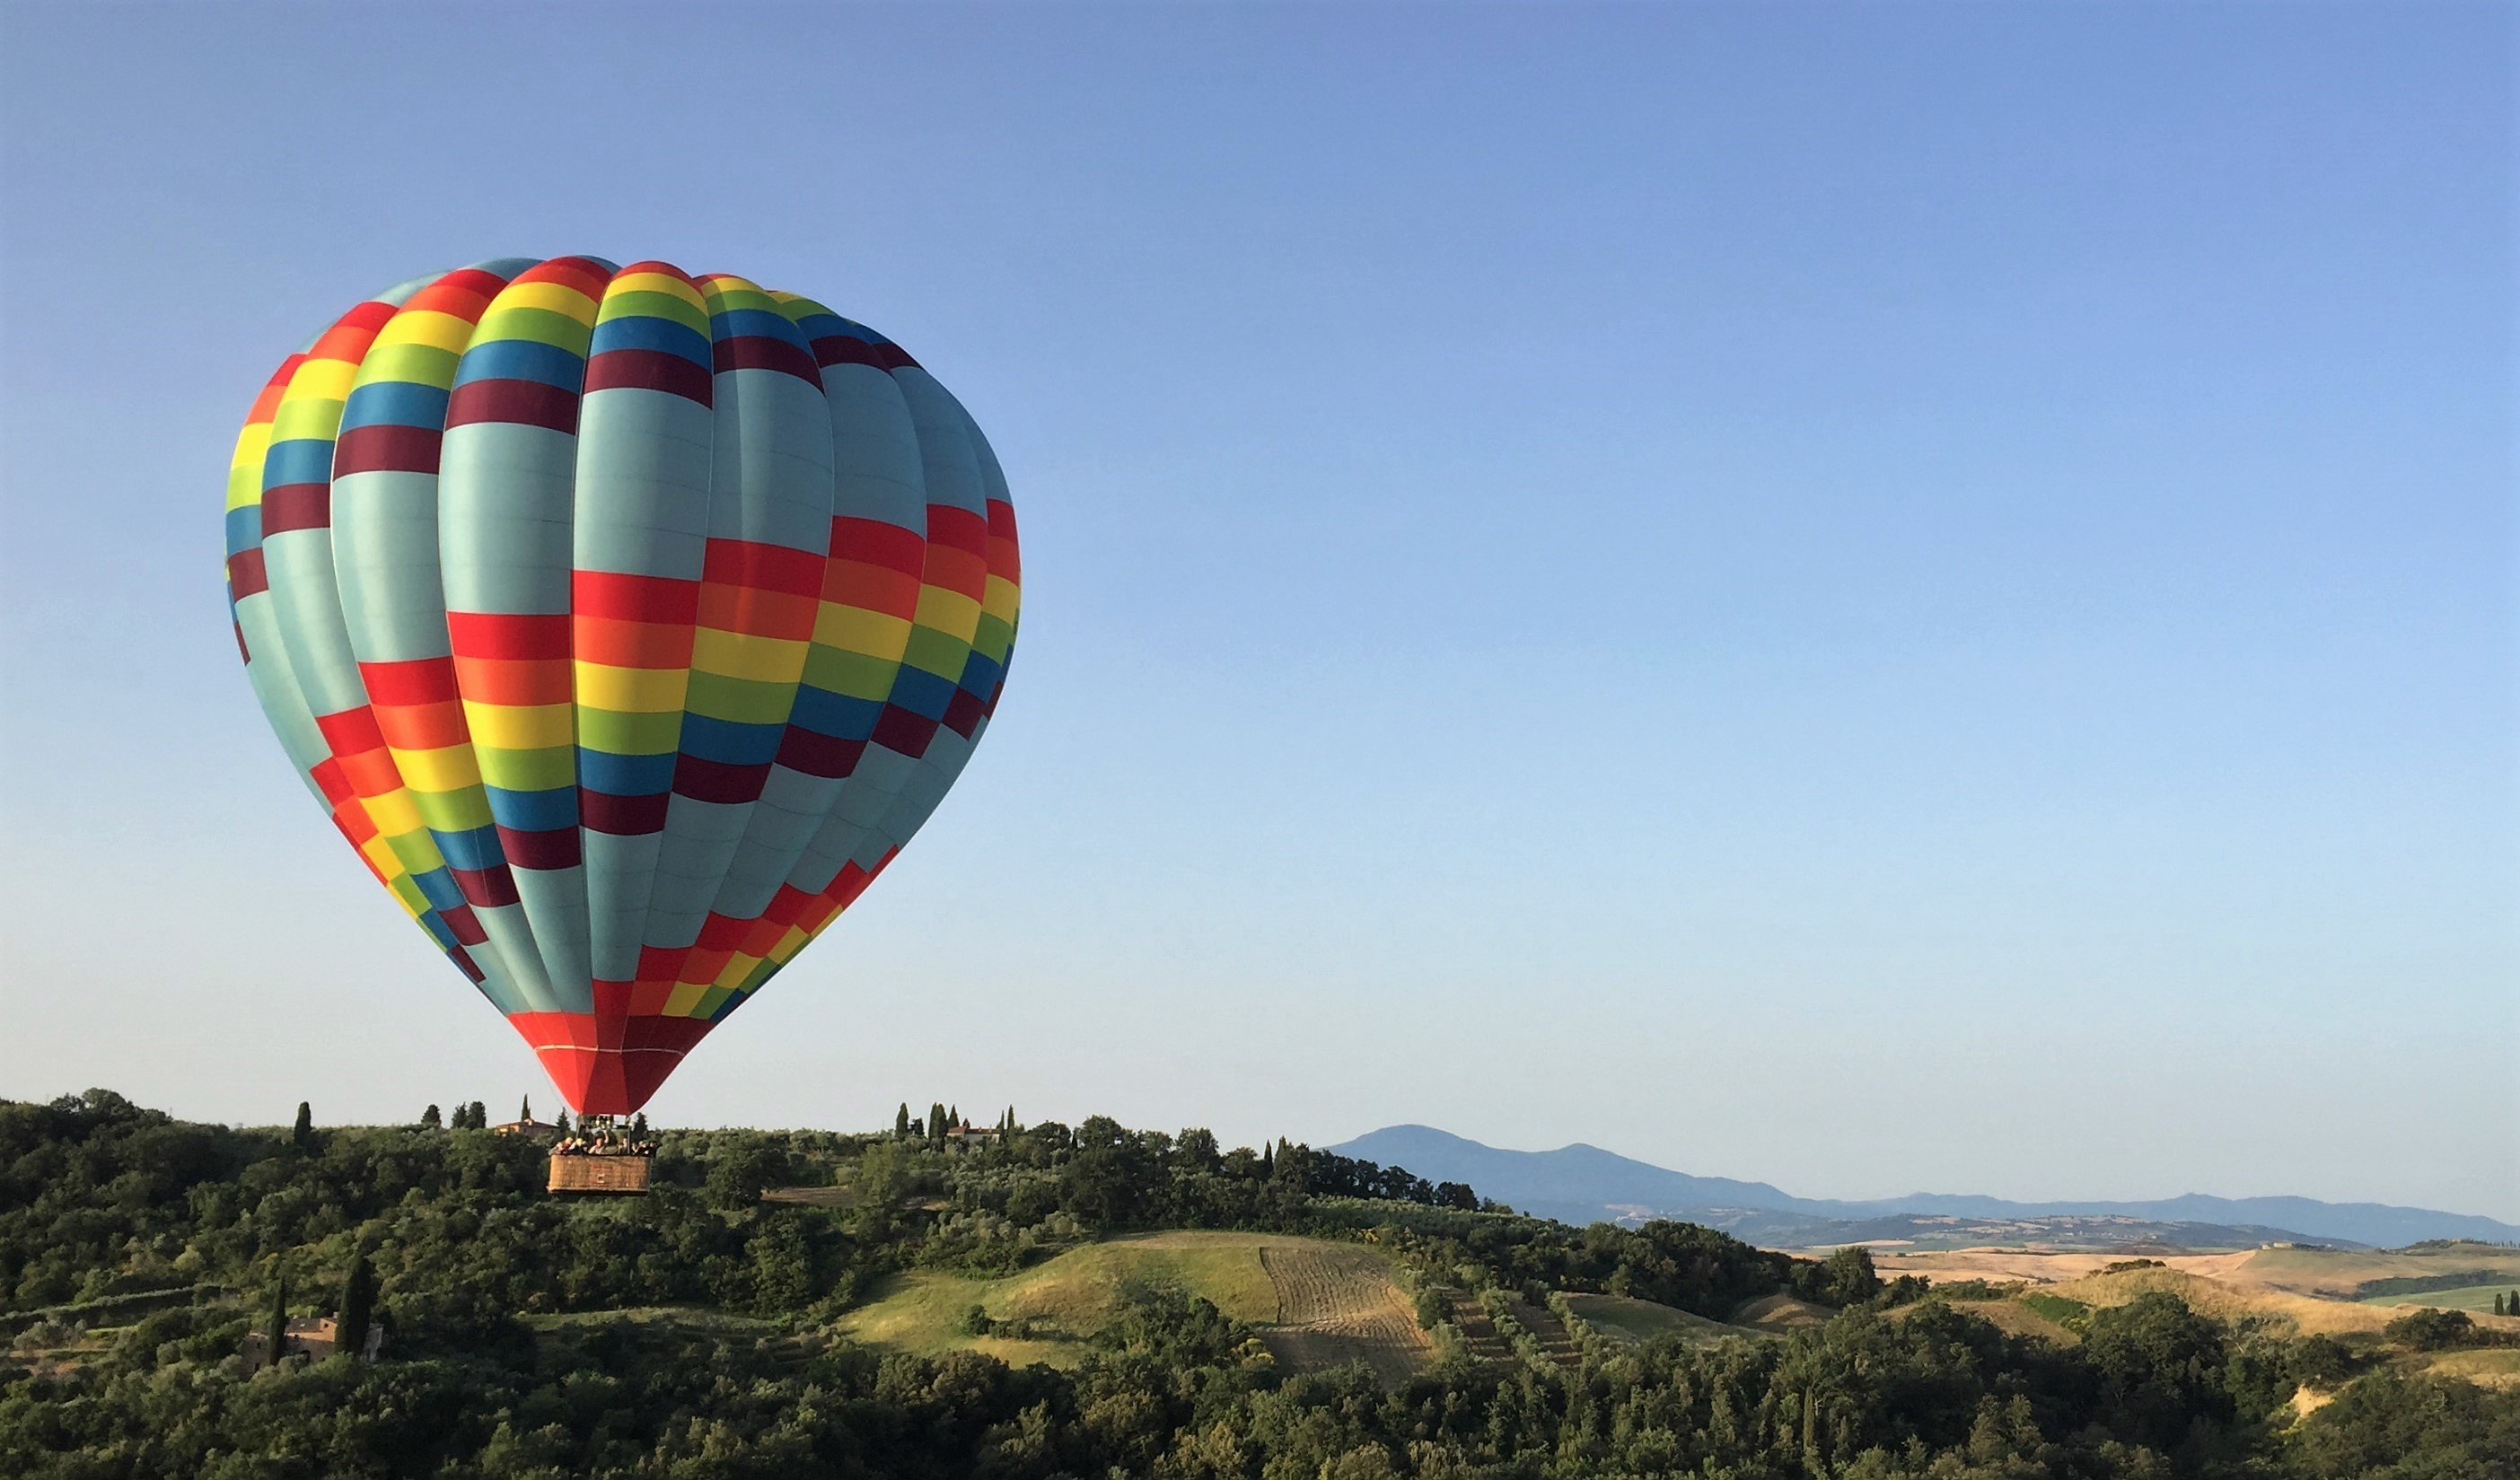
[1261,1141,1275,1178]
[929,1102,948,1148]
[2498,1292,2507,1317]
[2384,1308,2476,1352]
[264,1261,288,1370]
[420,1104,443,1130]
[631,1111,649,1139]
[554,1108,573,1135]
[339,1248,375,1360]
[895,1103,912,1139]
[468,1100,487,1130]
[519,1095,533,1125]
[291,1101,313,1151]
[948,1104,960,1131]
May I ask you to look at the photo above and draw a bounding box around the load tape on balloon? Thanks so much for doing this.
[223,258,1019,1114]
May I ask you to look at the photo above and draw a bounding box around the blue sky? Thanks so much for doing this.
[3,3,2512,1220]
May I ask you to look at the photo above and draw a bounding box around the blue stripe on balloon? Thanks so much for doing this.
[888,667,959,720]
[707,308,812,346]
[482,784,578,832]
[340,380,452,432]
[577,749,677,795]
[261,438,337,489]
[589,314,712,364]
[676,714,785,766]
[789,684,883,740]
[411,866,465,913]
[435,824,506,871]
[450,338,584,390]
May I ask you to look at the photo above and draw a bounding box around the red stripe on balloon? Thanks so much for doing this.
[584,348,713,403]
[260,484,332,535]
[445,379,579,433]
[334,423,442,476]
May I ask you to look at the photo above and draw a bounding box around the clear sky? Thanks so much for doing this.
[2,3,2513,1221]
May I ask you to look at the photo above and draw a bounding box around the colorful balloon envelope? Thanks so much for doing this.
[223,258,1019,1114]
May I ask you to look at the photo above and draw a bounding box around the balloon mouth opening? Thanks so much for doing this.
[508,1011,716,1116]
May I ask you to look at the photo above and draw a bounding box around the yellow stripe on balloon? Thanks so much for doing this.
[689,629,809,684]
[574,661,689,713]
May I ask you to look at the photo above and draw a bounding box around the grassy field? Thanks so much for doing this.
[830,1231,1423,1377]
[1731,1293,1833,1333]
[2420,1349,2520,1389]
[1561,1292,1751,1349]
[2358,1283,2520,1313]
[2237,1243,2520,1299]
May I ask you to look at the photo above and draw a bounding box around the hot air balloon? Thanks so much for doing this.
[223,258,1019,1117]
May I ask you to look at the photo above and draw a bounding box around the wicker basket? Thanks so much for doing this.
[548,1155,652,1195]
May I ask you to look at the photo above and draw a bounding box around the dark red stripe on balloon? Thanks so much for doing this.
[446,611,572,660]
[573,570,699,623]
[584,348,713,403]
[636,944,690,983]
[449,942,487,983]
[871,705,938,759]
[701,539,825,599]
[810,336,919,371]
[452,865,520,908]
[442,902,488,947]
[696,913,752,951]
[261,484,331,535]
[830,516,926,572]
[712,336,822,386]
[227,547,269,600]
[446,378,579,433]
[334,423,442,476]
[580,788,671,835]
[672,754,770,804]
[942,688,985,740]
[496,825,582,871]
[233,620,250,663]
[774,728,863,779]
[926,504,988,556]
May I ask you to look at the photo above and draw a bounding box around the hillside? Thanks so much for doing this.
[1333,1125,2520,1248]
[7,1090,2516,1478]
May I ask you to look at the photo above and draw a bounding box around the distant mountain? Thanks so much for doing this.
[1329,1125,2520,1250]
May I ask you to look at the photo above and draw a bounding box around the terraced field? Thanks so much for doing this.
[1255,1242,1432,1386]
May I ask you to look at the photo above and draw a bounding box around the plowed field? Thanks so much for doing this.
[1256,1243,1432,1386]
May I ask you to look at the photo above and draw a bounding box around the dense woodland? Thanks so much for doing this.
[3,1090,2513,1478]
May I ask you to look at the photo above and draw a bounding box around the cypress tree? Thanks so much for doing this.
[264,1262,288,1370]
[631,1111,650,1140]
[948,1104,960,1131]
[339,1249,375,1361]
[291,1102,313,1151]
[928,1102,947,1147]
[895,1103,912,1139]
[554,1108,572,1135]
[421,1104,443,1130]
[468,1100,487,1130]
[520,1095,533,1125]
[1261,1141,1275,1178]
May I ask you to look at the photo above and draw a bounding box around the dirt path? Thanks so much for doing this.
[1254,1243,1431,1387]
